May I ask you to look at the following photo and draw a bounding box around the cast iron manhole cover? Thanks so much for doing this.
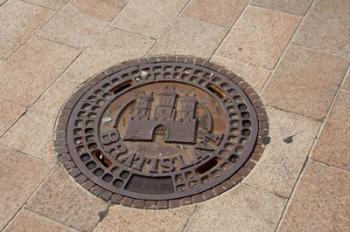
[55,56,268,209]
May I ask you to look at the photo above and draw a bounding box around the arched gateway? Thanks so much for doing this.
[123,87,198,144]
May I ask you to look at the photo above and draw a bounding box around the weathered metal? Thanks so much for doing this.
[55,55,268,209]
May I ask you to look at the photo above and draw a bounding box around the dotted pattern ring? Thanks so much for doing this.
[54,55,269,209]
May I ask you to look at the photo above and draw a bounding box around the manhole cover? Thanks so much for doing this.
[55,56,268,209]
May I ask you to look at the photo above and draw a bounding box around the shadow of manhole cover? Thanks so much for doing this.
[55,55,268,209]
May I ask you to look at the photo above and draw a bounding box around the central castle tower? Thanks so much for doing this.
[123,87,197,143]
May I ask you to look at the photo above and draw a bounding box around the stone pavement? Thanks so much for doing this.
[0,0,349,231]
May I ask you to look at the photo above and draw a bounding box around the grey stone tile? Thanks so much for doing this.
[37,0,122,48]
[263,44,348,119]
[293,0,350,60]
[0,99,26,136]
[0,108,57,161]
[62,26,155,84]
[251,0,313,16]
[3,209,78,232]
[0,0,53,59]
[94,205,195,232]
[183,0,248,27]
[150,16,227,59]
[31,79,78,116]
[342,69,350,91]
[243,107,320,198]
[216,6,300,69]
[26,167,108,232]
[312,90,350,170]
[0,146,53,230]
[278,160,350,232]
[111,0,188,38]
[186,184,286,232]
[25,0,69,10]
[211,55,270,93]
[0,36,80,107]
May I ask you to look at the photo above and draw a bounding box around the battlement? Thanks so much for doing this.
[124,87,197,144]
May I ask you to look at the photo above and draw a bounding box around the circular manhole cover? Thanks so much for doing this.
[55,56,268,209]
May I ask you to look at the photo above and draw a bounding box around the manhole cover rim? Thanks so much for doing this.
[55,55,269,209]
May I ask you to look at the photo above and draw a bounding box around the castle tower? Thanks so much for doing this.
[154,87,178,121]
[179,95,197,121]
[132,92,153,120]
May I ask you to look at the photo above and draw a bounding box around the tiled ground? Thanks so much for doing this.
[0,0,349,231]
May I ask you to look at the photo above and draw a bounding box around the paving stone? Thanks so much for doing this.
[216,6,300,69]
[72,0,125,21]
[3,209,78,232]
[263,44,348,120]
[251,0,313,16]
[0,109,56,161]
[278,160,350,232]
[103,0,129,8]
[111,0,188,38]
[343,69,350,91]
[31,79,78,116]
[243,107,320,198]
[0,36,80,107]
[150,16,227,59]
[94,205,195,232]
[183,0,248,27]
[186,184,286,232]
[25,0,69,10]
[293,0,350,60]
[0,99,26,136]
[0,146,53,231]
[0,0,53,60]
[26,167,108,232]
[62,27,155,83]
[211,55,270,93]
[312,90,350,170]
[37,0,121,49]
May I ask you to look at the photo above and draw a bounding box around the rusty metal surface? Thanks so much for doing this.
[55,55,269,209]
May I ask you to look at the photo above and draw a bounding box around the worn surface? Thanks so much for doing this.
[216,6,300,69]
[26,167,108,232]
[3,209,78,232]
[94,205,195,232]
[55,55,268,208]
[278,161,350,232]
[0,0,349,231]
[0,146,53,230]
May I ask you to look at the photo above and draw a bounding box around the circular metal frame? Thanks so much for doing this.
[54,55,269,209]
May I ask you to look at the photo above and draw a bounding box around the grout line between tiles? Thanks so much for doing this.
[266,104,322,122]
[0,143,56,164]
[242,183,289,200]
[35,34,82,50]
[248,4,305,18]
[91,204,113,231]
[261,0,316,94]
[309,158,350,173]
[0,165,57,232]
[181,205,199,232]
[273,59,350,231]
[208,0,250,59]
[145,0,192,56]
[22,168,90,232]
[108,25,158,40]
[21,208,82,232]
[0,107,27,140]
[2,0,58,61]
[20,0,59,10]
[0,49,83,157]
[0,0,8,7]
[292,42,350,60]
